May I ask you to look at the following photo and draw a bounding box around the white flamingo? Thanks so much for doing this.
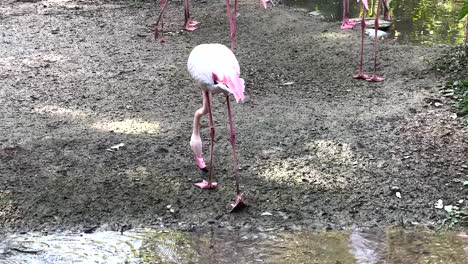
[187,43,246,211]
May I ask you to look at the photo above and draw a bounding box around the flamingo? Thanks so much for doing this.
[187,43,246,211]
[354,0,385,82]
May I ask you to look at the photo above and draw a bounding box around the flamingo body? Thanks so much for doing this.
[188,44,245,102]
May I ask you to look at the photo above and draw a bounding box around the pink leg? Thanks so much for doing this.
[341,0,357,30]
[366,0,385,82]
[226,0,237,51]
[233,0,238,50]
[383,0,392,21]
[184,0,200,31]
[353,5,369,80]
[154,0,169,42]
[226,96,246,211]
[194,91,217,189]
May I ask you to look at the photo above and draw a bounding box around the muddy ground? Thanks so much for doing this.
[0,0,467,234]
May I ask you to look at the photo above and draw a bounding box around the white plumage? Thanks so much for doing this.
[187,43,245,102]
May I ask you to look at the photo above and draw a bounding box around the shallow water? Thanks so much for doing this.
[0,227,467,263]
[283,0,467,45]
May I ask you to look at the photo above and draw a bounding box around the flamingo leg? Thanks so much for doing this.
[226,95,246,211]
[353,3,369,80]
[233,0,238,50]
[226,0,237,51]
[194,91,217,189]
[184,0,200,31]
[341,0,357,30]
[154,0,169,42]
[366,0,385,82]
[383,0,392,21]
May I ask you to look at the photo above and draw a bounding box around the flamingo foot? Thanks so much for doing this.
[341,19,358,30]
[366,75,385,82]
[185,23,199,32]
[187,19,200,26]
[194,180,217,189]
[353,72,369,80]
[154,27,166,42]
[230,193,246,212]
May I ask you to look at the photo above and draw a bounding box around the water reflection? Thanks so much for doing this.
[284,0,466,45]
[0,227,467,263]
[386,228,466,263]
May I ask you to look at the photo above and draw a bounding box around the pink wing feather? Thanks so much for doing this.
[213,72,245,103]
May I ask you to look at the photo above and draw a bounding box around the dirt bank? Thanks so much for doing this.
[0,0,467,234]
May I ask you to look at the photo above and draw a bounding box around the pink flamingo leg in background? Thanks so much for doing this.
[383,0,392,21]
[184,0,200,31]
[225,0,237,51]
[341,0,357,30]
[153,0,200,42]
[366,0,385,82]
[261,0,274,8]
[353,0,385,82]
[226,0,268,52]
[154,0,169,42]
[353,0,369,80]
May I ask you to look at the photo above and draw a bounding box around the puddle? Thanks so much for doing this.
[284,0,467,45]
[0,227,467,263]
